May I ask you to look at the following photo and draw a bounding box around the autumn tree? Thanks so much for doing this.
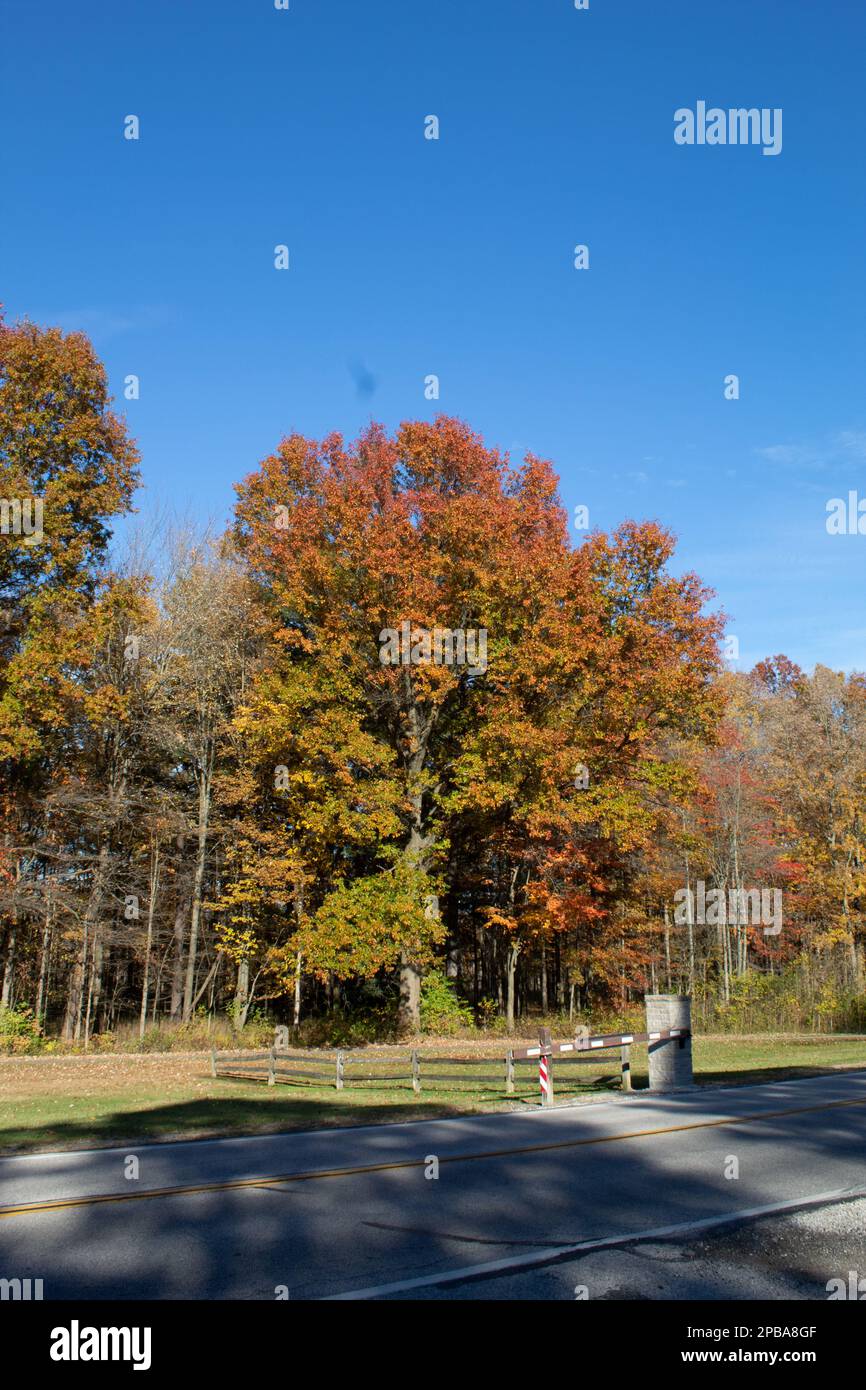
[233,419,724,1028]
[753,661,866,991]
[0,314,139,1026]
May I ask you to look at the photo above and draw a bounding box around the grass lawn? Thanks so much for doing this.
[1,1034,864,1156]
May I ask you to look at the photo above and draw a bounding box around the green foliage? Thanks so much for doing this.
[0,1003,38,1037]
[587,1003,645,1035]
[0,1004,43,1053]
[295,1004,400,1047]
[693,966,866,1034]
[300,865,445,980]
[475,997,501,1031]
[2,1014,277,1056]
[419,970,474,1035]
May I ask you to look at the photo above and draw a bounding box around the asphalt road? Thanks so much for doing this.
[1,1072,865,1300]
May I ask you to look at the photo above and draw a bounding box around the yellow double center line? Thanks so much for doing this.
[1,1092,864,1221]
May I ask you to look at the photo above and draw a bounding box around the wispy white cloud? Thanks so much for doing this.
[755,442,820,466]
[47,305,175,341]
[754,430,866,470]
[836,429,866,460]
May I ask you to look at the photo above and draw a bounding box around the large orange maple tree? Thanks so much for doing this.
[232,417,724,1027]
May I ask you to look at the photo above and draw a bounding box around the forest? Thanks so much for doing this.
[2,314,865,1048]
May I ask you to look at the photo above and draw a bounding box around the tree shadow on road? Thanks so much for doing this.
[1,1071,865,1301]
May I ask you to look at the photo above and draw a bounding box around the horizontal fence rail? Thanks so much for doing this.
[209,1050,271,1078]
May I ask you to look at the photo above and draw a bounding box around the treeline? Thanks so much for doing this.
[1,315,864,1044]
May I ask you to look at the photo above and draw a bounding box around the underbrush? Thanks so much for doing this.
[0,1009,275,1056]
[693,971,866,1035]
[5,964,863,1056]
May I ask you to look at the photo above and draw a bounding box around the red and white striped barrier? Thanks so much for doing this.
[539,1052,552,1106]
[513,1026,690,1061]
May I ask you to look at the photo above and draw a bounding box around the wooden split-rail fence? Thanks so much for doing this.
[211,1047,516,1093]
[210,1024,690,1101]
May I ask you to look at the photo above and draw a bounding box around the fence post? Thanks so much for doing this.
[539,1027,554,1106]
[267,1047,276,1086]
[620,1043,632,1092]
[335,1050,344,1091]
[210,1047,217,1078]
[411,1049,421,1094]
[505,1048,514,1094]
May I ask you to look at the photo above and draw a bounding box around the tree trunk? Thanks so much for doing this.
[1,922,16,1008]
[36,901,53,1024]
[293,951,303,1028]
[848,938,863,992]
[84,934,104,1047]
[66,838,111,1041]
[183,767,212,1022]
[292,882,305,1029]
[170,897,185,1020]
[506,942,520,1030]
[664,905,672,991]
[140,843,159,1040]
[445,882,460,979]
[398,951,420,1033]
[1,855,21,1008]
[233,957,250,1030]
[64,935,85,1041]
[396,686,439,1032]
[685,854,695,993]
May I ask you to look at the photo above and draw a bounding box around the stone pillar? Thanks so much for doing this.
[645,994,693,1090]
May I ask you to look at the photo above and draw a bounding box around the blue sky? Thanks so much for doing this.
[3,0,865,672]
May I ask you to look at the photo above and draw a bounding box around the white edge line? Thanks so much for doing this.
[324,1183,866,1301]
